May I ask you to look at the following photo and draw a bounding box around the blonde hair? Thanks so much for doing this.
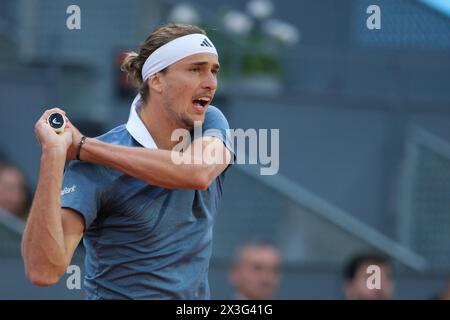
[120,23,206,103]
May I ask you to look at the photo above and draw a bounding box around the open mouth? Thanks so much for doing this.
[192,96,211,110]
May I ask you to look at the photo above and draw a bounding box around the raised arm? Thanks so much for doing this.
[78,135,232,190]
[22,108,84,286]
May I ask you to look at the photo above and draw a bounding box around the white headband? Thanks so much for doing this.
[141,33,218,82]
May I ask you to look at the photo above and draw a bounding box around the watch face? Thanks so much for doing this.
[48,112,65,129]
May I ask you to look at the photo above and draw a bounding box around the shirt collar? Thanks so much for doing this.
[125,95,158,149]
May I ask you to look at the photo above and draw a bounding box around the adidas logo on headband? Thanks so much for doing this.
[200,38,213,48]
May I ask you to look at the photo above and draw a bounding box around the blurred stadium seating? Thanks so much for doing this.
[1,0,450,299]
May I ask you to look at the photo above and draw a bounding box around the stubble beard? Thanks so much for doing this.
[163,98,195,131]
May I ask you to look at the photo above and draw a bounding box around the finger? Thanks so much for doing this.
[64,116,71,128]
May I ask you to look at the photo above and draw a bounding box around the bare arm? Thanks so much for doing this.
[79,135,232,190]
[21,108,84,286]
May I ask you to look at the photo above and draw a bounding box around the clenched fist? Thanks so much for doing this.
[34,108,83,160]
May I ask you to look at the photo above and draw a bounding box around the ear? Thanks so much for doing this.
[149,73,163,93]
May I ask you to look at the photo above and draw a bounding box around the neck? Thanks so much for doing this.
[139,100,182,150]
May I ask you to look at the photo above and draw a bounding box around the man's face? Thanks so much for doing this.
[231,246,281,300]
[345,262,394,300]
[157,52,219,129]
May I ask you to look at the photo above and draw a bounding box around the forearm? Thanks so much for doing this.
[22,148,68,285]
[81,138,213,189]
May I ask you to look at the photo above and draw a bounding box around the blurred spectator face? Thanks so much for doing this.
[0,166,28,218]
[230,245,281,300]
[345,261,393,300]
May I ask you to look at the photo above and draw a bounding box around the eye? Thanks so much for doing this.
[190,68,201,74]
[212,69,219,76]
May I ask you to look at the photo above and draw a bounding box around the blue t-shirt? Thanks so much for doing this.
[61,106,232,299]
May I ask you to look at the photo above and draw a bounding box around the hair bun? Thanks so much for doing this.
[120,51,142,87]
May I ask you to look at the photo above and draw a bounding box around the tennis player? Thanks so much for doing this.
[22,23,233,299]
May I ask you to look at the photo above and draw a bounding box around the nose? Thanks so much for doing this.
[201,71,217,91]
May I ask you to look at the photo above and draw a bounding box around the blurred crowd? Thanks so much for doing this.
[227,246,450,300]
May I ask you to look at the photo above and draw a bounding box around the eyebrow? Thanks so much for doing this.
[189,61,220,70]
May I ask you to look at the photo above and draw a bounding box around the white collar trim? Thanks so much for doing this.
[125,95,158,149]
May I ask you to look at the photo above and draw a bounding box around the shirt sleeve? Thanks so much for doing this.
[60,160,105,229]
[201,106,234,157]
